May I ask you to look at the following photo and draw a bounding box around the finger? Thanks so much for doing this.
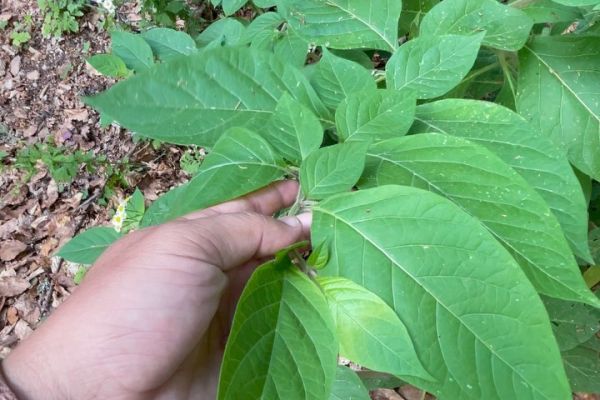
[184,211,311,271]
[183,180,299,220]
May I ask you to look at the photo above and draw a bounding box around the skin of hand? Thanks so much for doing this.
[2,180,310,400]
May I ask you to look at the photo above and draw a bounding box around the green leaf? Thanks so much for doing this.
[300,142,367,200]
[307,242,329,270]
[385,33,484,99]
[86,54,130,78]
[254,0,276,6]
[363,133,598,306]
[263,93,323,164]
[141,127,285,226]
[562,335,600,393]
[277,0,402,52]
[111,31,154,72]
[336,88,416,143]
[218,257,337,400]
[122,188,145,232]
[312,185,571,399]
[222,0,247,16]
[311,49,376,111]
[551,0,600,6]
[141,28,197,61]
[85,47,329,146]
[411,99,593,264]
[420,0,533,51]
[517,35,600,180]
[520,0,583,23]
[58,227,122,264]
[196,18,246,47]
[318,276,432,380]
[399,0,438,36]
[329,366,370,400]
[543,296,600,351]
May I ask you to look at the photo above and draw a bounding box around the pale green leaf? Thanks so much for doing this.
[263,93,323,164]
[86,54,130,78]
[85,47,330,146]
[543,296,600,351]
[222,0,247,15]
[196,18,246,47]
[517,35,600,180]
[311,49,376,111]
[520,0,582,24]
[58,227,122,264]
[218,257,337,400]
[122,188,145,232]
[336,88,416,143]
[318,276,432,380]
[277,0,402,52]
[253,0,276,6]
[330,366,370,400]
[562,336,600,393]
[300,142,367,200]
[385,33,484,99]
[551,0,600,6]
[312,185,571,399]
[141,127,285,226]
[420,0,533,51]
[111,31,154,72]
[411,99,593,264]
[362,133,598,306]
[142,28,197,61]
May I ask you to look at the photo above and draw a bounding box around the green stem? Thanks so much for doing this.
[461,61,500,84]
[496,50,517,100]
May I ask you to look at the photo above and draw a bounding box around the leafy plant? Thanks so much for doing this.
[9,15,34,48]
[61,0,600,398]
[38,0,86,37]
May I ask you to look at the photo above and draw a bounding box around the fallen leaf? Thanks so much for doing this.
[370,389,404,400]
[0,276,30,296]
[14,295,40,325]
[14,320,32,340]
[9,55,20,76]
[43,179,59,208]
[6,306,18,325]
[0,240,27,261]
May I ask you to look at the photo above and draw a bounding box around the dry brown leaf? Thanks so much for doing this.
[6,306,18,325]
[370,389,404,400]
[13,320,32,340]
[398,385,434,400]
[43,179,59,208]
[0,239,27,261]
[0,276,30,297]
[14,295,40,325]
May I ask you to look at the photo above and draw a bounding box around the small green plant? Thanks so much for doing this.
[9,15,34,48]
[38,0,86,37]
[60,0,600,398]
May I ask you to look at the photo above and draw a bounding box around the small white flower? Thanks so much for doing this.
[100,0,116,15]
[111,196,130,232]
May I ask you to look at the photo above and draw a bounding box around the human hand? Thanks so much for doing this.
[2,180,310,400]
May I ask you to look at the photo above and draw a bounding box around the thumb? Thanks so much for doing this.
[182,212,312,271]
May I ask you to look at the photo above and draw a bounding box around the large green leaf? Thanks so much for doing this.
[312,185,571,399]
[141,128,286,226]
[86,54,130,78]
[111,31,154,72]
[300,142,367,200]
[311,49,376,111]
[222,0,247,15]
[318,276,431,380]
[276,0,402,52]
[519,0,582,24]
[263,93,323,164]
[58,227,122,264]
[329,366,370,400]
[362,133,598,306]
[551,0,600,6]
[420,0,533,51]
[385,33,484,99]
[85,47,329,146]
[562,335,600,393]
[517,35,600,180]
[335,89,416,143]
[218,256,337,400]
[411,99,592,263]
[544,296,600,351]
[196,18,246,47]
[141,28,197,61]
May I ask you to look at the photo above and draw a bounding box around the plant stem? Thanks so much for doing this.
[496,50,517,101]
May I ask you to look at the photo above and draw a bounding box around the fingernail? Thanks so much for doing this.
[280,215,301,228]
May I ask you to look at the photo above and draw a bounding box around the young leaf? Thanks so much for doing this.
[543,296,600,351]
[263,93,323,164]
[86,54,130,78]
[385,33,484,99]
[312,185,571,399]
[218,257,337,400]
[335,88,416,143]
[85,47,329,146]
[141,127,286,226]
[58,227,122,264]
[195,18,246,47]
[277,0,402,52]
[121,188,145,232]
[562,336,600,393]
[329,366,370,400]
[363,133,599,307]
[411,99,593,263]
[399,0,437,35]
[311,49,376,111]
[111,31,154,72]
[300,142,368,200]
[517,35,600,180]
[317,276,432,380]
[420,0,533,51]
[307,242,329,270]
[141,28,197,61]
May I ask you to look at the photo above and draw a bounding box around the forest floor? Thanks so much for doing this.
[0,1,598,399]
